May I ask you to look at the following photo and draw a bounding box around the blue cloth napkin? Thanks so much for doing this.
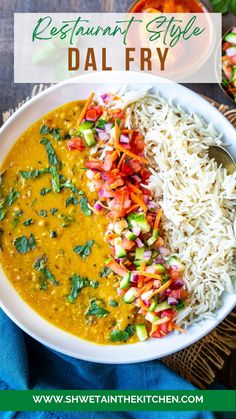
[0,309,214,419]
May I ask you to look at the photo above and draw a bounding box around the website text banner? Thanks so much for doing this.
[0,390,235,411]
[14,13,221,83]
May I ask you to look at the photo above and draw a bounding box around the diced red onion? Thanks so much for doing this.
[132,225,141,236]
[143,195,149,204]
[131,273,139,284]
[232,28,236,34]
[147,201,158,210]
[171,279,184,290]
[101,93,111,103]
[143,250,152,260]
[168,296,178,305]
[226,48,236,57]
[98,131,109,141]
[154,257,165,264]
[94,201,103,212]
[135,238,144,248]
[105,123,113,133]
[170,290,181,299]
[142,299,150,306]
[159,247,170,256]
[120,135,130,144]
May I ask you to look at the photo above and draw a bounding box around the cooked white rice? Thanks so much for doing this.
[110,89,236,326]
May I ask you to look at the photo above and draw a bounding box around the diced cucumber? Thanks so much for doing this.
[135,247,145,260]
[78,121,95,131]
[115,244,127,259]
[166,256,185,272]
[149,298,158,312]
[225,33,236,44]
[133,260,151,267]
[136,324,148,341]
[83,129,96,147]
[125,230,137,240]
[154,301,171,313]
[120,272,131,289]
[147,228,159,246]
[128,212,151,234]
[145,312,160,323]
[155,264,166,274]
[122,287,137,303]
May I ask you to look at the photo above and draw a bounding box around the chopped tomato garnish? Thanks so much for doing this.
[67,137,85,151]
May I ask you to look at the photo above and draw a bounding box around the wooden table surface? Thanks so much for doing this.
[0,0,235,389]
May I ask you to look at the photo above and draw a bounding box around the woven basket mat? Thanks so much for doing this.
[2,86,236,390]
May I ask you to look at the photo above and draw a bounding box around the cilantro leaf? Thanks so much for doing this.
[73,240,94,260]
[61,214,75,227]
[23,219,34,226]
[66,195,79,207]
[61,179,78,194]
[14,234,36,254]
[86,299,110,318]
[109,325,135,342]
[50,166,60,193]
[40,125,49,135]
[51,128,61,141]
[50,208,58,215]
[6,190,20,207]
[109,299,119,307]
[40,138,59,166]
[40,210,47,217]
[99,266,112,278]
[96,119,106,130]
[33,254,59,287]
[20,168,50,179]
[67,274,90,302]
[79,196,92,216]
[67,274,100,302]
[40,188,51,196]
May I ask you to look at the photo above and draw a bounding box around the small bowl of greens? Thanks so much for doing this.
[221,27,236,105]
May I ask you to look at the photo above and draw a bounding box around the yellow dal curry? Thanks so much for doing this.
[0,102,143,344]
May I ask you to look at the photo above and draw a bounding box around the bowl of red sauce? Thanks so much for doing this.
[128,0,208,13]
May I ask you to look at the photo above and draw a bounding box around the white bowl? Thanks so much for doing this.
[0,72,235,363]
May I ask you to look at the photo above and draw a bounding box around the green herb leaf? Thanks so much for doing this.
[23,219,34,226]
[40,210,47,217]
[90,280,100,289]
[50,166,60,193]
[73,240,94,260]
[40,138,59,166]
[12,218,20,229]
[209,0,235,14]
[96,119,106,130]
[66,195,79,207]
[109,325,135,342]
[6,190,20,207]
[67,274,90,302]
[61,214,74,227]
[176,300,185,311]
[109,299,119,307]
[33,254,59,286]
[14,234,36,254]
[51,128,61,141]
[61,179,78,194]
[50,230,57,238]
[40,188,52,196]
[20,168,50,179]
[50,208,58,215]
[99,266,112,278]
[40,125,49,135]
[79,196,92,216]
[86,299,110,318]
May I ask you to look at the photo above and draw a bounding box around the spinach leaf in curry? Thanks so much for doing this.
[40,138,60,166]
[68,274,100,302]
